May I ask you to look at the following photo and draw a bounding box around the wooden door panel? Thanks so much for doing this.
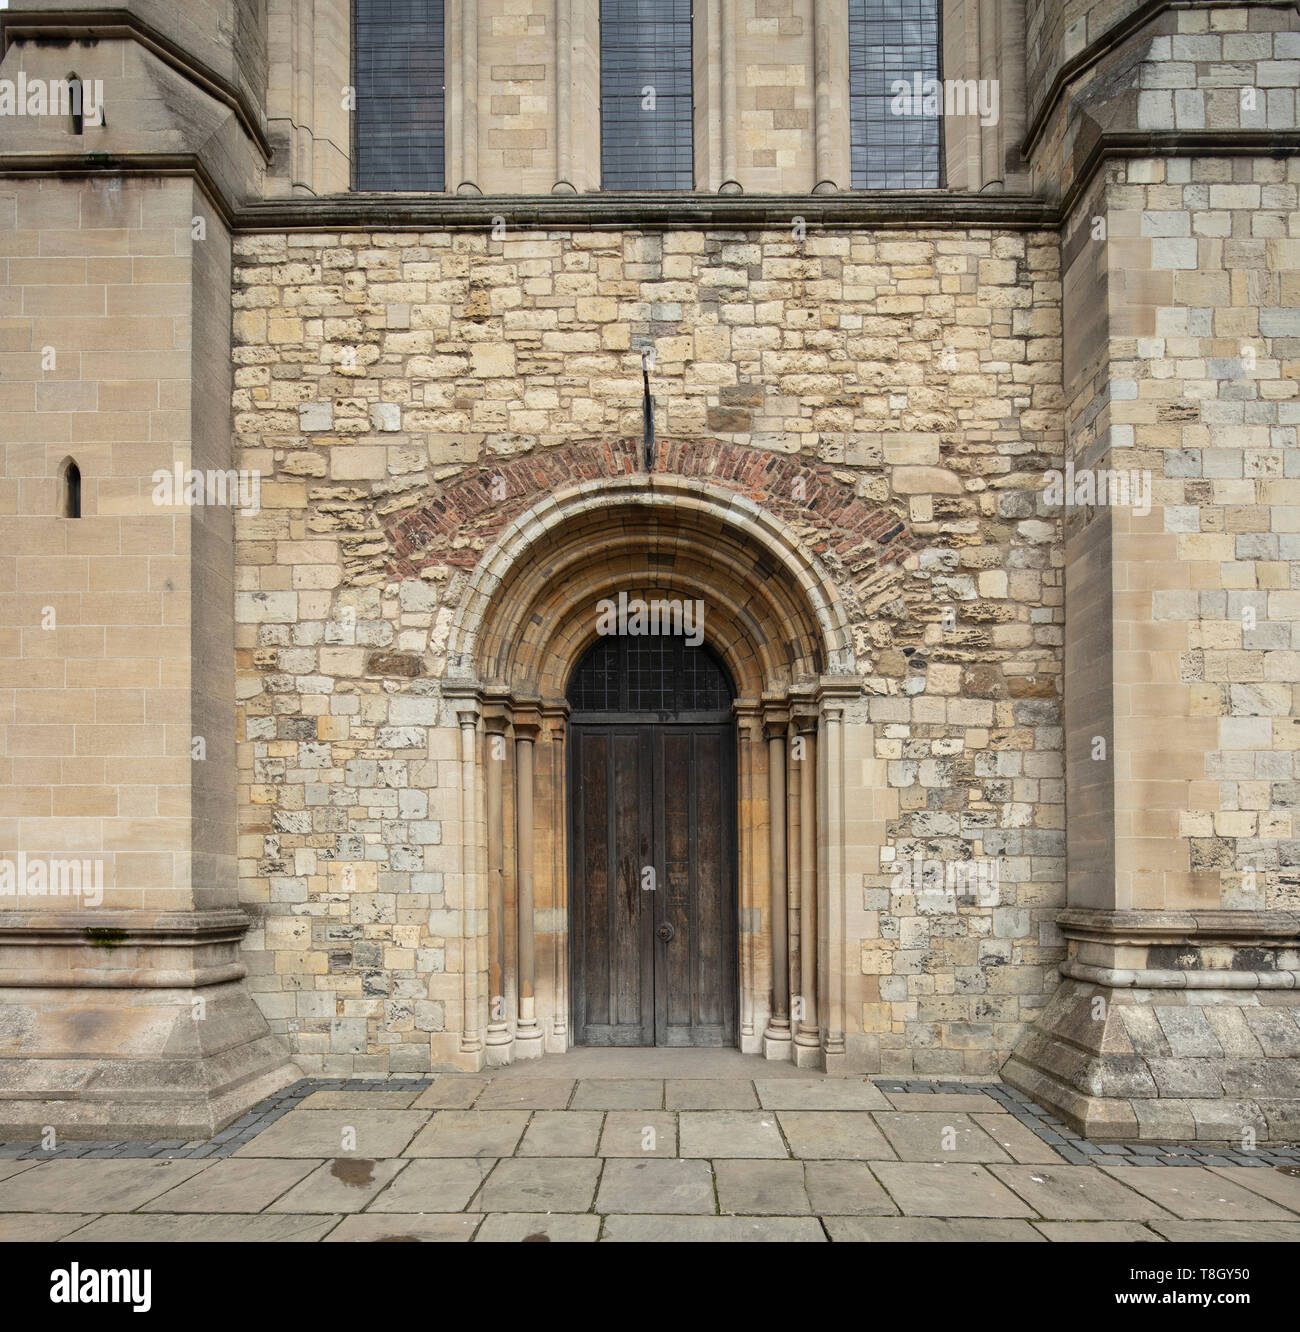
[653,727,735,1046]
[571,722,735,1048]
[571,727,653,1044]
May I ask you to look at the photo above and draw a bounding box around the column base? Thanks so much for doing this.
[513,1024,545,1059]
[0,909,298,1140]
[483,1026,514,1067]
[1004,909,1300,1143]
[793,1028,823,1068]
[763,1021,793,1061]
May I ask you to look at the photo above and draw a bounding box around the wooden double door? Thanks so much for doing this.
[569,722,738,1046]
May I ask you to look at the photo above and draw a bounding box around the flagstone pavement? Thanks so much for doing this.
[2,1051,1298,1242]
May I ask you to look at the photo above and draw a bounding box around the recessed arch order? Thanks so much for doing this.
[440,473,862,1072]
[444,473,855,701]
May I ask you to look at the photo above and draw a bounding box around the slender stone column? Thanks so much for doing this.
[812,0,833,191]
[719,0,740,191]
[734,702,762,1052]
[458,0,480,193]
[553,0,575,192]
[541,705,570,1050]
[763,701,792,1057]
[793,704,820,1066]
[513,706,543,1056]
[447,690,484,1059]
[978,0,1001,188]
[786,717,801,1040]
[483,702,512,1062]
[818,684,853,1069]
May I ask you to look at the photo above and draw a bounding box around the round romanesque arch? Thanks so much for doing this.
[442,475,862,1069]
[446,473,853,697]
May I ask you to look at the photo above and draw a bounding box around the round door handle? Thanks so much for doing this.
[656,922,675,943]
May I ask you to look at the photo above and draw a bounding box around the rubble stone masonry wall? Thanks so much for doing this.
[230,224,1068,1074]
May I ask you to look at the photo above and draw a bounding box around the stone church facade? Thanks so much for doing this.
[1,0,1299,1145]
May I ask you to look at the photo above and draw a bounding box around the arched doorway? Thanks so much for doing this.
[441,475,862,1071]
[566,633,738,1047]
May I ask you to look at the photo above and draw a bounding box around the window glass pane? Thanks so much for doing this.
[354,0,446,191]
[849,0,943,189]
[600,0,694,190]
[568,636,734,714]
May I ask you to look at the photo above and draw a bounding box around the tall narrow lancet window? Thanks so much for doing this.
[849,0,944,189]
[60,459,81,518]
[600,0,694,190]
[353,0,446,190]
[67,74,84,134]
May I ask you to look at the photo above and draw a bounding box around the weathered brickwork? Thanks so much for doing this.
[229,225,1067,1074]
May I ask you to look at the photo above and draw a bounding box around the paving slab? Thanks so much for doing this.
[323,1213,480,1242]
[873,1112,1012,1163]
[870,1162,1036,1218]
[403,1111,529,1158]
[776,1111,895,1160]
[1146,1219,1300,1242]
[517,1111,603,1157]
[0,1159,208,1213]
[473,1213,602,1242]
[0,1214,99,1241]
[803,1160,899,1216]
[595,1158,717,1214]
[364,1157,493,1212]
[755,1078,891,1110]
[267,1157,409,1213]
[665,1079,758,1110]
[1205,1165,1300,1215]
[67,1213,341,1242]
[487,1048,812,1080]
[1032,1221,1164,1242]
[297,1089,422,1109]
[822,1216,1043,1242]
[233,1109,427,1158]
[989,1165,1174,1220]
[882,1092,998,1112]
[601,1215,825,1242]
[571,1079,664,1110]
[679,1110,788,1158]
[0,1162,38,1183]
[598,1111,677,1157]
[714,1159,811,1215]
[141,1158,317,1212]
[471,1158,601,1212]
[411,1077,490,1110]
[973,1112,1066,1164]
[1097,1164,1296,1221]
[473,1079,575,1110]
